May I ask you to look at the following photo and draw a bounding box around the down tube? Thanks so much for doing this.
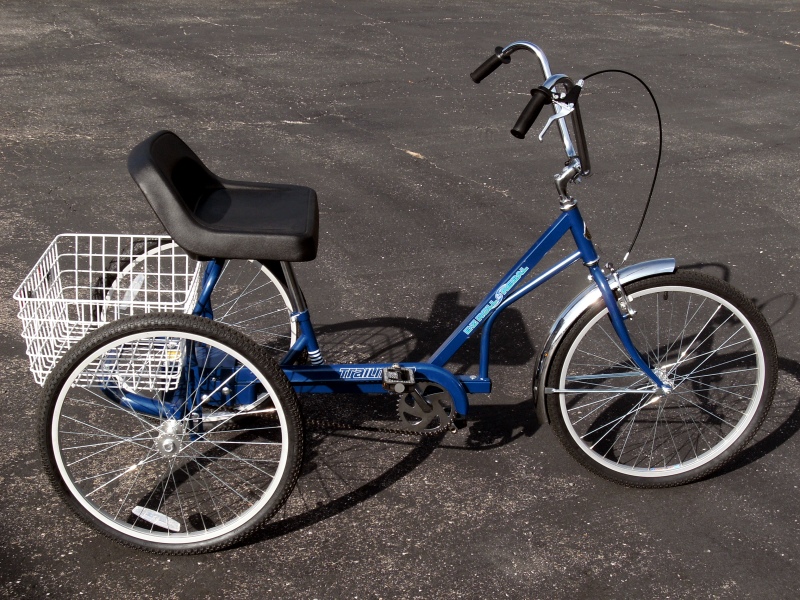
[428,212,574,368]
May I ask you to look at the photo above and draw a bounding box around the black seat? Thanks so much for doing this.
[127,130,319,262]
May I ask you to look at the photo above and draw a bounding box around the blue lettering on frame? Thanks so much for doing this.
[462,266,529,335]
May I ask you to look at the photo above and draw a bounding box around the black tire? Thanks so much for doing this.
[39,313,303,553]
[545,271,777,487]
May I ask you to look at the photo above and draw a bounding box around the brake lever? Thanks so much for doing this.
[538,101,575,141]
[538,80,583,142]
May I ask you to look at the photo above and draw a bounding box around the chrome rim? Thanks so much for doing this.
[51,329,290,545]
[558,285,765,477]
[213,260,297,353]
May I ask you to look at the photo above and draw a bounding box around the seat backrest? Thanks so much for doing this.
[128,130,319,263]
[127,130,222,230]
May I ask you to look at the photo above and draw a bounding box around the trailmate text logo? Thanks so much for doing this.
[339,367,385,379]
[463,266,529,335]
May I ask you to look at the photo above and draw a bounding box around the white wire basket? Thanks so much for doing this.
[14,234,201,386]
[75,336,189,392]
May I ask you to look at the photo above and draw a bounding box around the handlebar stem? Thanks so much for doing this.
[555,158,582,210]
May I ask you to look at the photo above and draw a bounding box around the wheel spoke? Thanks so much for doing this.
[549,275,773,483]
[45,315,301,551]
[211,260,295,353]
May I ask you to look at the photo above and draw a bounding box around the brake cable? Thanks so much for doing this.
[580,69,663,265]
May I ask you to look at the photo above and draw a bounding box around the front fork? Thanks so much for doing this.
[566,206,671,393]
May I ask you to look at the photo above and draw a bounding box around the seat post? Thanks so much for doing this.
[280,262,307,313]
[279,261,326,366]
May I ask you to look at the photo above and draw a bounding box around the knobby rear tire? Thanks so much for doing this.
[38,313,303,554]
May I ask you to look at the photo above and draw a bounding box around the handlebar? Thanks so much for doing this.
[470,47,510,83]
[470,41,591,177]
[510,88,551,139]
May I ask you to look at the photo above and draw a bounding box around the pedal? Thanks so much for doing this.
[382,364,416,393]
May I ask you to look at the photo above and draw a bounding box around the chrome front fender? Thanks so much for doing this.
[533,258,676,424]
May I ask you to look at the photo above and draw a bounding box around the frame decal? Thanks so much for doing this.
[463,266,529,335]
[339,367,388,379]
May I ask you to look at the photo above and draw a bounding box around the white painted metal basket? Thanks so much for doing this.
[14,234,201,386]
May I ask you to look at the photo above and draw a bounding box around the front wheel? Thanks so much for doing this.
[39,313,303,553]
[545,271,777,487]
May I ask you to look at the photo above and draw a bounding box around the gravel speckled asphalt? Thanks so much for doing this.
[1,1,799,598]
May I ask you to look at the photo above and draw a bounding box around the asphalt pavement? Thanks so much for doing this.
[1,1,799,598]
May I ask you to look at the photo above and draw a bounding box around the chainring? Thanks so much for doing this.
[397,381,454,434]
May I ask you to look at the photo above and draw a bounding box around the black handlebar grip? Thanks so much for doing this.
[470,47,510,83]
[510,88,552,139]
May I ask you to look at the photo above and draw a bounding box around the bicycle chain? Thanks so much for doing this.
[301,379,458,437]
[304,416,453,437]
[208,408,448,436]
[233,384,454,436]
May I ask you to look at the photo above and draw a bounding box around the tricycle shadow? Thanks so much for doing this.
[254,287,800,546]
[718,290,800,474]
[254,292,541,543]
[255,395,540,544]
[308,289,537,372]
[256,354,800,545]
[716,355,800,478]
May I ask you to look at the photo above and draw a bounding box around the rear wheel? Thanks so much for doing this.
[39,313,303,553]
[95,239,296,354]
[545,271,776,487]
[211,259,297,354]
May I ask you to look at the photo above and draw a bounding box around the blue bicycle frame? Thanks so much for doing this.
[191,203,668,417]
[186,41,674,417]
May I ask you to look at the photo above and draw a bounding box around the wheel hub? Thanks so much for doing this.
[654,366,676,391]
[156,420,185,457]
